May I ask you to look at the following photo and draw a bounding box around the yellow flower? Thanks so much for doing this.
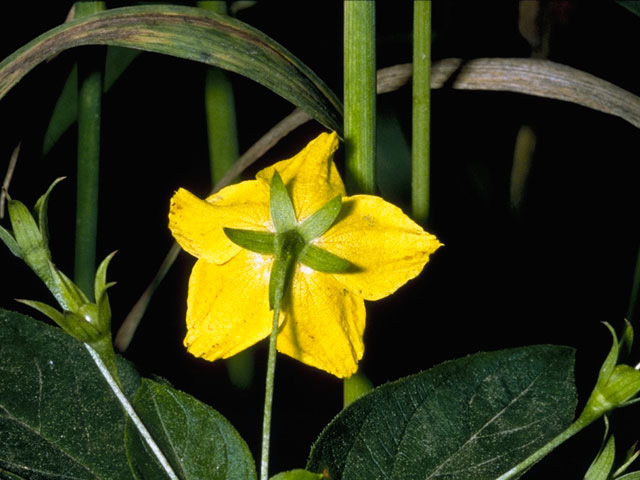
[169,132,441,378]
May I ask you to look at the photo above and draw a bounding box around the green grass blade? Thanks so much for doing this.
[0,5,342,133]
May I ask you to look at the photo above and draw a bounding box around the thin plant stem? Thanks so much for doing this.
[344,0,376,194]
[343,0,376,408]
[411,0,431,224]
[260,305,280,480]
[75,1,105,299]
[84,344,179,480]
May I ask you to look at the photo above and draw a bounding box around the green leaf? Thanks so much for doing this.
[585,435,616,480]
[270,171,297,232]
[270,469,323,480]
[299,244,352,274]
[308,345,576,480]
[618,1,640,17]
[298,195,342,242]
[0,308,140,479]
[0,5,342,133]
[224,228,276,255]
[125,378,257,480]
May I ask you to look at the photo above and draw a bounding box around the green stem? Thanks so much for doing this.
[495,411,596,480]
[260,305,280,480]
[626,246,640,321]
[75,1,105,299]
[344,0,376,194]
[342,0,376,408]
[411,0,431,224]
[343,370,373,407]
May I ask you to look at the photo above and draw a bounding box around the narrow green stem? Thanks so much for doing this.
[411,0,431,224]
[85,344,179,480]
[344,0,376,194]
[626,247,640,321]
[495,411,596,480]
[343,370,373,407]
[343,0,376,408]
[75,1,105,299]
[260,305,280,480]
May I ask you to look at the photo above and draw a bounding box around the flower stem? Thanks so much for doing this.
[84,344,179,480]
[495,411,595,480]
[344,0,376,194]
[411,0,432,224]
[75,1,105,299]
[261,305,280,480]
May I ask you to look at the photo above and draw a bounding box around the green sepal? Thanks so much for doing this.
[270,171,297,232]
[224,228,276,255]
[622,318,634,354]
[33,177,65,253]
[94,251,117,332]
[49,262,90,312]
[16,299,101,343]
[0,223,21,257]
[270,469,323,480]
[299,244,352,273]
[298,195,342,241]
[585,431,616,480]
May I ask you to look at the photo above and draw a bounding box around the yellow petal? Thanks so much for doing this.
[184,251,281,360]
[277,265,365,378]
[315,195,442,300]
[169,180,271,264]
[256,132,345,222]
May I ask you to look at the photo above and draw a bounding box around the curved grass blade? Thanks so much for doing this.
[0,5,342,133]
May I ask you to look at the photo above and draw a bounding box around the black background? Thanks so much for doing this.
[2,1,640,477]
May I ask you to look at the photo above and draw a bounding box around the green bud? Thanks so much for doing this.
[582,323,640,421]
[7,198,52,285]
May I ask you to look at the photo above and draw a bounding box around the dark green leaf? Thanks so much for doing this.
[0,308,140,479]
[299,244,352,273]
[298,195,342,242]
[1,5,342,133]
[125,378,256,480]
[270,172,297,232]
[270,469,323,480]
[308,345,576,480]
[224,228,276,255]
[618,1,640,17]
